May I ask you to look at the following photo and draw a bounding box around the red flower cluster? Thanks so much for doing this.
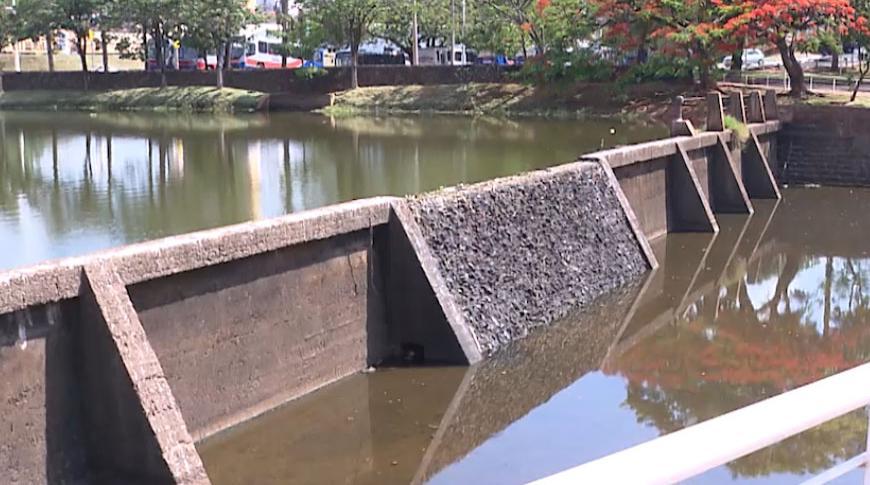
[723,0,868,40]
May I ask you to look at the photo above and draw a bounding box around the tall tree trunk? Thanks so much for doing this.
[46,32,55,72]
[520,31,528,60]
[101,31,110,73]
[636,26,649,65]
[350,43,359,89]
[142,21,149,70]
[154,24,167,87]
[777,38,805,98]
[223,42,231,71]
[696,43,715,90]
[730,38,745,72]
[77,35,89,90]
[851,48,868,102]
[216,44,225,88]
[831,50,840,72]
[77,35,89,72]
[281,0,289,68]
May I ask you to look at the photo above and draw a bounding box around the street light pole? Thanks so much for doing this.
[450,0,456,66]
[412,0,419,65]
[11,0,21,72]
[461,0,466,65]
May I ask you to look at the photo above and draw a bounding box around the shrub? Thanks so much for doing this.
[618,55,694,86]
[724,114,750,146]
[512,50,614,85]
[295,66,328,80]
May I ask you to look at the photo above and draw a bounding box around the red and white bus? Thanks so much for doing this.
[240,24,303,69]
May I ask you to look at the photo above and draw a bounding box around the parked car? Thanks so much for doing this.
[719,48,766,70]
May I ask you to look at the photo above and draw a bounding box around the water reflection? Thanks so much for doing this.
[198,187,870,485]
[0,110,665,270]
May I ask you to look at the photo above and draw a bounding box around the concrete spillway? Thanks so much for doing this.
[0,91,802,484]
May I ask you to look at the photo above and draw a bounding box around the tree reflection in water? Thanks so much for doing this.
[607,250,870,478]
[0,110,665,270]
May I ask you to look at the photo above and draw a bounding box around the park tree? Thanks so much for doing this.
[54,0,107,74]
[477,0,541,58]
[375,0,451,63]
[599,0,740,89]
[274,0,293,68]
[299,0,383,88]
[117,0,189,81]
[725,0,864,97]
[0,1,18,65]
[597,0,655,64]
[15,0,62,71]
[849,0,870,100]
[182,0,251,87]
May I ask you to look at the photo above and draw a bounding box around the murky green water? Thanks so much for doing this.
[198,187,870,485]
[0,110,665,271]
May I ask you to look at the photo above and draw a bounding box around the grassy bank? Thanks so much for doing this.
[0,53,142,72]
[322,82,692,121]
[0,86,267,113]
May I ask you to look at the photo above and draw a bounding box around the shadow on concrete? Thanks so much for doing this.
[0,301,91,484]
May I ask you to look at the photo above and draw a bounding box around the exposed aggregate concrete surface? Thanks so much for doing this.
[408,162,650,355]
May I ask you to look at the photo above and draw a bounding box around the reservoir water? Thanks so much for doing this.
[0,110,665,270]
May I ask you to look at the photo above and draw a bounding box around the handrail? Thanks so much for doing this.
[531,362,870,485]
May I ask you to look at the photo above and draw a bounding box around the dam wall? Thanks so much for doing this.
[587,92,781,240]
[778,104,870,186]
[400,162,653,357]
[0,91,786,483]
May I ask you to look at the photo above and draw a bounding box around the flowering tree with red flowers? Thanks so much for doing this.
[597,0,742,89]
[724,0,865,97]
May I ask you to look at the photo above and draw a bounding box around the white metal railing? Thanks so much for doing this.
[531,363,870,485]
[741,72,864,94]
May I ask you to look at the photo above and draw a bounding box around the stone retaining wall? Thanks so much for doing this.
[0,65,513,94]
[778,105,870,186]
[404,162,653,356]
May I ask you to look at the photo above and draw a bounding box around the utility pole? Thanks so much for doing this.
[11,0,21,72]
[412,0,419,65]
[461,0,466,65]
[450,0,456,66]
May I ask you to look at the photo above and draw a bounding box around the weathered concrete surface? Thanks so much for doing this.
[610,154,670,239]
[748,91,766,123]
[387,204,483,364]
[407,161,651,355]
[779,105,870,186]
[591,123,779,240]
[590,132,725,239]
[0,197,394,316]
[0,302,90,485]
[671,144,719,233]
[80,263,208,484]
[129,231,380,441]
[744,132,782,199]
[709,136,754,214]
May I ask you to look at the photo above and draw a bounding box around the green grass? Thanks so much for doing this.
[322,83,665,120]
[723,114,750,144]
[0,86,267,113]
[0,53,143,72]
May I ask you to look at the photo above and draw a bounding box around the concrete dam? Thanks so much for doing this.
[1,91,855,484]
